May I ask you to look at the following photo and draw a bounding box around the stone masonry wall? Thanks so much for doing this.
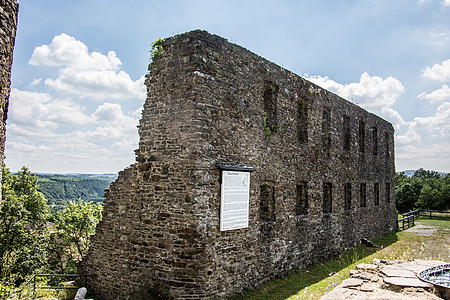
[0,0,19,198]
[82,30,397,299]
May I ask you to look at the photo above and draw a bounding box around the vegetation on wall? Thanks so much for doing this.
[149,38,165,65]
[395,169,449,213]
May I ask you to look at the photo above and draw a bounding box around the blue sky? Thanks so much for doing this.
[5,0,450,173]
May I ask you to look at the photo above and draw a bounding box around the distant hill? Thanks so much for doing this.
[398,169,448,177]
[36,173,117,206]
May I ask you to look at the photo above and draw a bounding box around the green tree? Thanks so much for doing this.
[48,200,102,274]
[395,169,449,212]
[0,165,49,286]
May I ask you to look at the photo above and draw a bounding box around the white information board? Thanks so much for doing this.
[220,170,250,231]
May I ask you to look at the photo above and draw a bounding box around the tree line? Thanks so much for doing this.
[395,168,449,213]
[37,174,114,206]
[0,166,103,297]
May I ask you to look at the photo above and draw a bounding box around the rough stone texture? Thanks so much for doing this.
[0,0,18,197]
[321,259,446,300]
[81,30,397,299]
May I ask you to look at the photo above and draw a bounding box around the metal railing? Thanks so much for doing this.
[16,274,96,299]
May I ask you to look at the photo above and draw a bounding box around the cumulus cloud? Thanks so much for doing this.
[30,78,42,86]
[396,142,450,172]
[411,102,450,137]
[28,33,146,101]
[305,72,405,127]
[417,84,450,103]
[422,59,450,81]
[9,88,91,130]
[443,0,450,7]
[29,33,121,71]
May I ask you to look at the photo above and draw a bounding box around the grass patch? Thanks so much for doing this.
[233,217,449,300]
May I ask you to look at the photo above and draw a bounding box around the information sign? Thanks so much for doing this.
[220,170,250,231]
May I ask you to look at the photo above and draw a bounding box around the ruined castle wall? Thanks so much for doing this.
[0,0,19,195]
[82,30,396,299]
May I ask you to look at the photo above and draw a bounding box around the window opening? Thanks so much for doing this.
[372,127,378,156]
[374,183,379,206]
[263,82,278,134]
[385,182,390,203]
[296,182,308,215]
[298,99,308,143]
[360,183,366,207]
[260,183,275,221]
[359,121,365,153]
[323,182,332,214]
[322,108,331,156]
[344,183,351,210]
[343,115,350,150]
[385,132,389,161]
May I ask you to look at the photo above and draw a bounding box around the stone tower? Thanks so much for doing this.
[81,30,397,299]
[0,0,19,196]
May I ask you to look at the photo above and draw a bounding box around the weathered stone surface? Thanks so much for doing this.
[341,278,365,288]
[381,266,417,278]
[384,277,433,288]
[0,0,18,198]
[320,260,446,300]
[356,263,378,271]
[81,30,398,299]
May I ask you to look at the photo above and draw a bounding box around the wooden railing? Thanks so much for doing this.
[16,274,96,299]
[418,210,450,219]
[397,209,420,230]
[397,209,449,230]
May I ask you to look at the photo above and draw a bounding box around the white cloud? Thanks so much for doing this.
[411,102,450,137]
[305,72,405,127]
[30,78,42,86]
[29,33,146,101]
[417,84,450,103]
[396,128,421,145]
[443,0,450,7]
[45,71,145,100]
[29,33,121,71]
[422,59,450,81]
[9,88,91,130]
[396,142,450,173]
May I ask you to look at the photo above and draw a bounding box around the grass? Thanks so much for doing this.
[233,217,449,300]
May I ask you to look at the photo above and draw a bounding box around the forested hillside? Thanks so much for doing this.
[37,174,116,206]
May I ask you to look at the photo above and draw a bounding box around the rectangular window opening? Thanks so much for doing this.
[260,183,275,221]
[343,115,350,151]
[372,127,378,156]
[359,121,365,154]
[296,182,308,215]
[263,82,278,134]
[385,132,389,161]
[374,183,379,206]
[360,183,366,208]
[322,108,331,156]
[385,182,390,203]
[323,182,332,214]
[298,99,308,143]
[344,183,352,211]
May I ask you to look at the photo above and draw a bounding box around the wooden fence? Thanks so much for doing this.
[397,209,449,230]
[418,210,450,219]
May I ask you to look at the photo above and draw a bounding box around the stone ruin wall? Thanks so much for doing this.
[0,0,18,196]
[82,30,397,299]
